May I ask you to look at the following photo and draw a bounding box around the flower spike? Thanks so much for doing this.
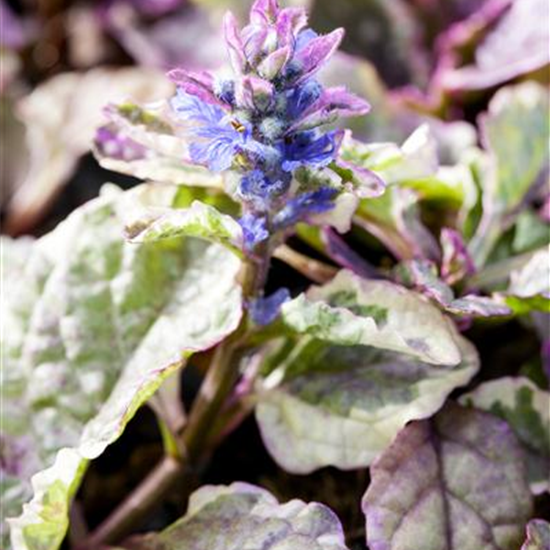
[167,0,372,251]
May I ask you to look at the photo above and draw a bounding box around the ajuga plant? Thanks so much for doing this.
[2,0,549,549]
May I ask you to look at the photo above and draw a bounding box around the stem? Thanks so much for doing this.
[81,257,265,547]
[273,244,337,283]
[81,456,182,547]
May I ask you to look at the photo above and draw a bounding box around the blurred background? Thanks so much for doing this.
[1,0,548,239]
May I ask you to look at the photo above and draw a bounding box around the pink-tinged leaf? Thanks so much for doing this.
[292,28,345,84]
[522,519,550,550]
[292,87,370,131]
[94,125,147,162]
[257,45,291,80]
[440,228,475,285]
[250,0,280,25]
[437,0,548,92]
[223,11,247,74]
[167,69,224,107]
[334,159,386,199]
[363,403,533,550]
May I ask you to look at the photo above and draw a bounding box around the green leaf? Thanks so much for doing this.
[125,199,244,258]
[340,125,438,185]
[396,260,511,318]
[460,377,550,494]
[482,82,549,215]
[121,482,348,550]
[363,403,533,550]
[469,82,549,266]
[512,210,550,254]
[355,186,439,260]
[522,520,550,550]
[281,270,462,365]
[3,185,243,549]
[255,334,478,474]
[505,246,550,313]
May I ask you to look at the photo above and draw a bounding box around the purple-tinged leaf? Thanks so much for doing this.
[460,377,550,495]
[291,28,345,85]
[397,259,511,318]
[257,45,292,80]
[167,68,225,107]
[332,158,386,199]
[223,11,247,74]
[440,228,475,285]
[363,402,533,550]
[321,228,377,278]
[94,125,147,162]
[121,482,349,550]
[522,519,550,550]
[446,295,511,317]
[397,259,455,306]
[439,0,549,92]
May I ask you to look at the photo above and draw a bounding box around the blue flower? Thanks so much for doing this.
[239,169,290,201]
[273,187,337,229]
[249,287,291,325]
[239,212,269,250]
[171,90,248,172]
[286,79,323,119]
[281,130,339,172]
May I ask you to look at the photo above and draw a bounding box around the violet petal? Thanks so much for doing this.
[223,11,247,74]
[167,68,225,107]
[292,86,370,131]
[291,28,345,84]
[257,45,292,80]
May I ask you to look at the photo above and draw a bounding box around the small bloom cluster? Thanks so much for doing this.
[168,0,369,249]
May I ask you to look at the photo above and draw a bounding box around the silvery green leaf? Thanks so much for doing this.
[396,260,511,319]
[513,210,550,254]
[255,334,478,474]
[363,403,533,550]
[3,185,243,549]
[469,82,549,266]
[481,82,549,214]
[124,199,244,258]
[121,482,348,550]
[445,295,511,318]
[340,124,438,185]
[94,101,224,189]
[4,68,172,234]
[505,246,550,313]
[460,377,550,494]
[281,270,462,365]
[355,186,440,261]
[522,519,550,550]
